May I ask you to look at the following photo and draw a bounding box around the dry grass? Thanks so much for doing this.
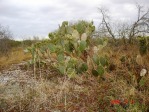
[0,44,149,112]
[0,47,31,70]
[0,73,148,112]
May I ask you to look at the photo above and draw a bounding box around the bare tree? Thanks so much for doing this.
[116,22,130,44]
[98,4,149,44]
[128,4,149,43]
[98,8,116,41]
[0,24,13,55]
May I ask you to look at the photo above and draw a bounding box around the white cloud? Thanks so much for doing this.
[0,0,148,39]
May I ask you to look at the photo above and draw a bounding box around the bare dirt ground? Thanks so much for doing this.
[0,58,148,111]
[0,62,99,111]
[0,62,33,85]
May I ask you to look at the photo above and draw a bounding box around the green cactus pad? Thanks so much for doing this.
[100,57,108,67]
[79,41,87,52]
[48,43,56,53]
[57,53,64,62]
[97,65,104,76]
[93,54,100,65]
[92,69,99,77]
[67,68,76,78]
[58,65,65,74]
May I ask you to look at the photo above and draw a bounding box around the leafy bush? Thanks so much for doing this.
[22,40,34,47]
[0,25,13,55]
[8,40,22,48]
[138,36,149,55]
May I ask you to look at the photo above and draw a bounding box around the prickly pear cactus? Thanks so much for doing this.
[26,20,108,78]
[139,37,147,55]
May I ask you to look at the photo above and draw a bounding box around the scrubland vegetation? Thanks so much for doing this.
[0,4,149,112]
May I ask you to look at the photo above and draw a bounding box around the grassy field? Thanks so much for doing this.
[0,43,149,112]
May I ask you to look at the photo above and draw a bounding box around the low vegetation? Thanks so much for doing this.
[0,3,149,111]
[0,20,148,112]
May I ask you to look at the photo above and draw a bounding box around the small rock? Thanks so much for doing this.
[140,69,147,77]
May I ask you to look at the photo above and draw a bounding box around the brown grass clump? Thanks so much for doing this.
[0,47,31,70]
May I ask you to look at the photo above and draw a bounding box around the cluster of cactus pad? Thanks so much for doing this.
[26,20,108,78]
[138,36,149,55]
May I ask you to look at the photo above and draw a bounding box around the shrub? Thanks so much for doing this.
[138,36,149,55]
[0,25,13,55]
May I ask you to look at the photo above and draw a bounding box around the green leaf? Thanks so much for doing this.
[98,38,103,45]
[92,54,100,65]
[48,33,54,40]
[56,45,64,54]
[67,58,76,68]
[39,47,45,54]
[91,26,95,32]
[65,42,74,53]
[67,68,76,78]
[77,50,82,57]
[72,30,80,40]
[139,77,146,87]
[97,65,104,76]
[66,26,73,34]
[62,21,68,26]
[57,54,64,62]
[73,42,78,50]
[103,41,107,47]
[76,21,86,34]
[81,63,88,71]
[59,26,66,35]
[92,69,99,77]
[58,65,65,74]
[79,41,86,52]
[69,42,74,52]
[78,63,88,73]
[100,57,108,67]
[48,43,56,52]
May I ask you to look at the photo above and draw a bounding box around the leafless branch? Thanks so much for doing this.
[129,4,149,42]
[98,8,116,41]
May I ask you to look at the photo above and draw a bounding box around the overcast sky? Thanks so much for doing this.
[0,0,149,40]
